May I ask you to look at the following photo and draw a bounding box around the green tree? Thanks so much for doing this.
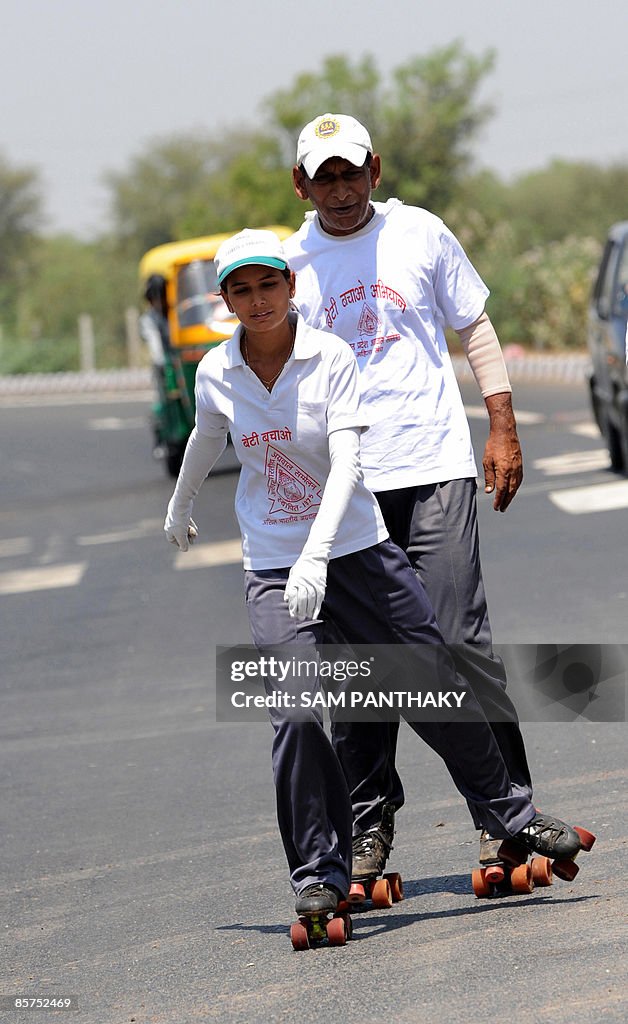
[264,54,380,159]
[105,43,496,257]
[506,235,603,350]
[104,134,220,258]
[443,162,623,349]
[377,42,495,211]
[1,234,138,373]
[265,43,495,213]
[0,152,42,328]
[178,131,304,237]
[504,160,628,248]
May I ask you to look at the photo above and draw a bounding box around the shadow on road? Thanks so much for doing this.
[214,875,602,941]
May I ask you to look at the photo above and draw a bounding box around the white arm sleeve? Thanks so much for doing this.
[284,426,361,620]
[456,312,512,398]
[164,426,227,550]
[302,426,362,559]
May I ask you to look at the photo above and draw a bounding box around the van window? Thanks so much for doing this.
[612,241,628,318]
[596,241,619,319]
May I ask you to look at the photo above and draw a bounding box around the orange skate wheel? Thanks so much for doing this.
[348,882,366,904]
[574,826,596,851]
[370,877,393,908]
[484,863,505,885]
[510,863,534,894]
[552,858,579,881]
[326,915,347,946]
[334,910,353,941]
[472,868,492,898]
[531,857,553,887]
[290,920,310,951]
[384,872,404,902]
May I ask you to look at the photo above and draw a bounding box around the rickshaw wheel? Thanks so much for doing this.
[166,443,185,478]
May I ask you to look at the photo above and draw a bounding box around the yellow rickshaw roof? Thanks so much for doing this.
[139,226,293,282]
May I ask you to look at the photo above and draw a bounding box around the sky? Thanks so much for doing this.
[3,0,627,238]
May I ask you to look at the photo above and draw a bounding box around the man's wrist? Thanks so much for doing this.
[485,392,518,433]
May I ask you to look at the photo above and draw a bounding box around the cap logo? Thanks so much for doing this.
[315,118,340,140]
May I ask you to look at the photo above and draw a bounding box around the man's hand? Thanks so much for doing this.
[284,553,328,620]
[482,393,523,512]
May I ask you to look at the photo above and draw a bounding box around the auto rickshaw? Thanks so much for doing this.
[139,227,292,476]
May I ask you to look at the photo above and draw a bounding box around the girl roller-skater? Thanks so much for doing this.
[164,229,587,942]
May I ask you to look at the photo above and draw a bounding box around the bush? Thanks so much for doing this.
[495,235,602,350]
[0,331,128,375]
[0,336,81,374]
[450,215,603,349]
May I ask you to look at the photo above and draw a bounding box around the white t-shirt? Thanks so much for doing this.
[284,199,489,490]
[194,313,388,570]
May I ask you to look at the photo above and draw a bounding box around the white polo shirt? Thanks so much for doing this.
[284,199,488,490]
[194,313,388,570]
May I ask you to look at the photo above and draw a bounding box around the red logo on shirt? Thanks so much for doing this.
[265,445,322,516]
[358,302,381,336]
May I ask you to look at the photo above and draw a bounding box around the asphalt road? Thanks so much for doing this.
[1,379,626,1024]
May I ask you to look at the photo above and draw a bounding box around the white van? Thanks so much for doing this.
[587,221,628,472]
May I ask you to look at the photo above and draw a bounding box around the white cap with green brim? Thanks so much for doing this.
[216,229,288,286]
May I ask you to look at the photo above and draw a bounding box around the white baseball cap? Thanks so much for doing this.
[296,113,373,178]
[215,229,288,286]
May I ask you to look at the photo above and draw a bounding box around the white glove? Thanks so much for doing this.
[284,553,328,621]
[164,510,199,551]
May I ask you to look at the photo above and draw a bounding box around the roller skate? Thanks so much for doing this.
[289,883,352,951]
[471,812,596,899]
[348,804,404,909]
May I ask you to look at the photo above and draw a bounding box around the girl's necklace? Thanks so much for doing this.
[242,323,296,391]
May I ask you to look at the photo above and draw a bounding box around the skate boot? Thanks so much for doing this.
[290,884,352,952]
[472,813,596,899]
[515,813,582,860]
[478,829,508,883]
[348,804,404,909]
[509,812,596,880]
[295,883,340,915]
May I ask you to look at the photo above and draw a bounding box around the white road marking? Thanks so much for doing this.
[88,416,146,430]
[569,423,601,439]
[0,563,86,595]
[37,533,67,566]
[0,538,33,557]
[77,519,162,546]
[0,392,153,408]
[174,539,242,570]
[77,527,148,545]
[532,449,610,475]
[549,480,628,514]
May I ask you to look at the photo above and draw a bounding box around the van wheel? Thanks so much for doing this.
[603,413,624,472]
[587,375,604,433]
[619,412,628,478]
